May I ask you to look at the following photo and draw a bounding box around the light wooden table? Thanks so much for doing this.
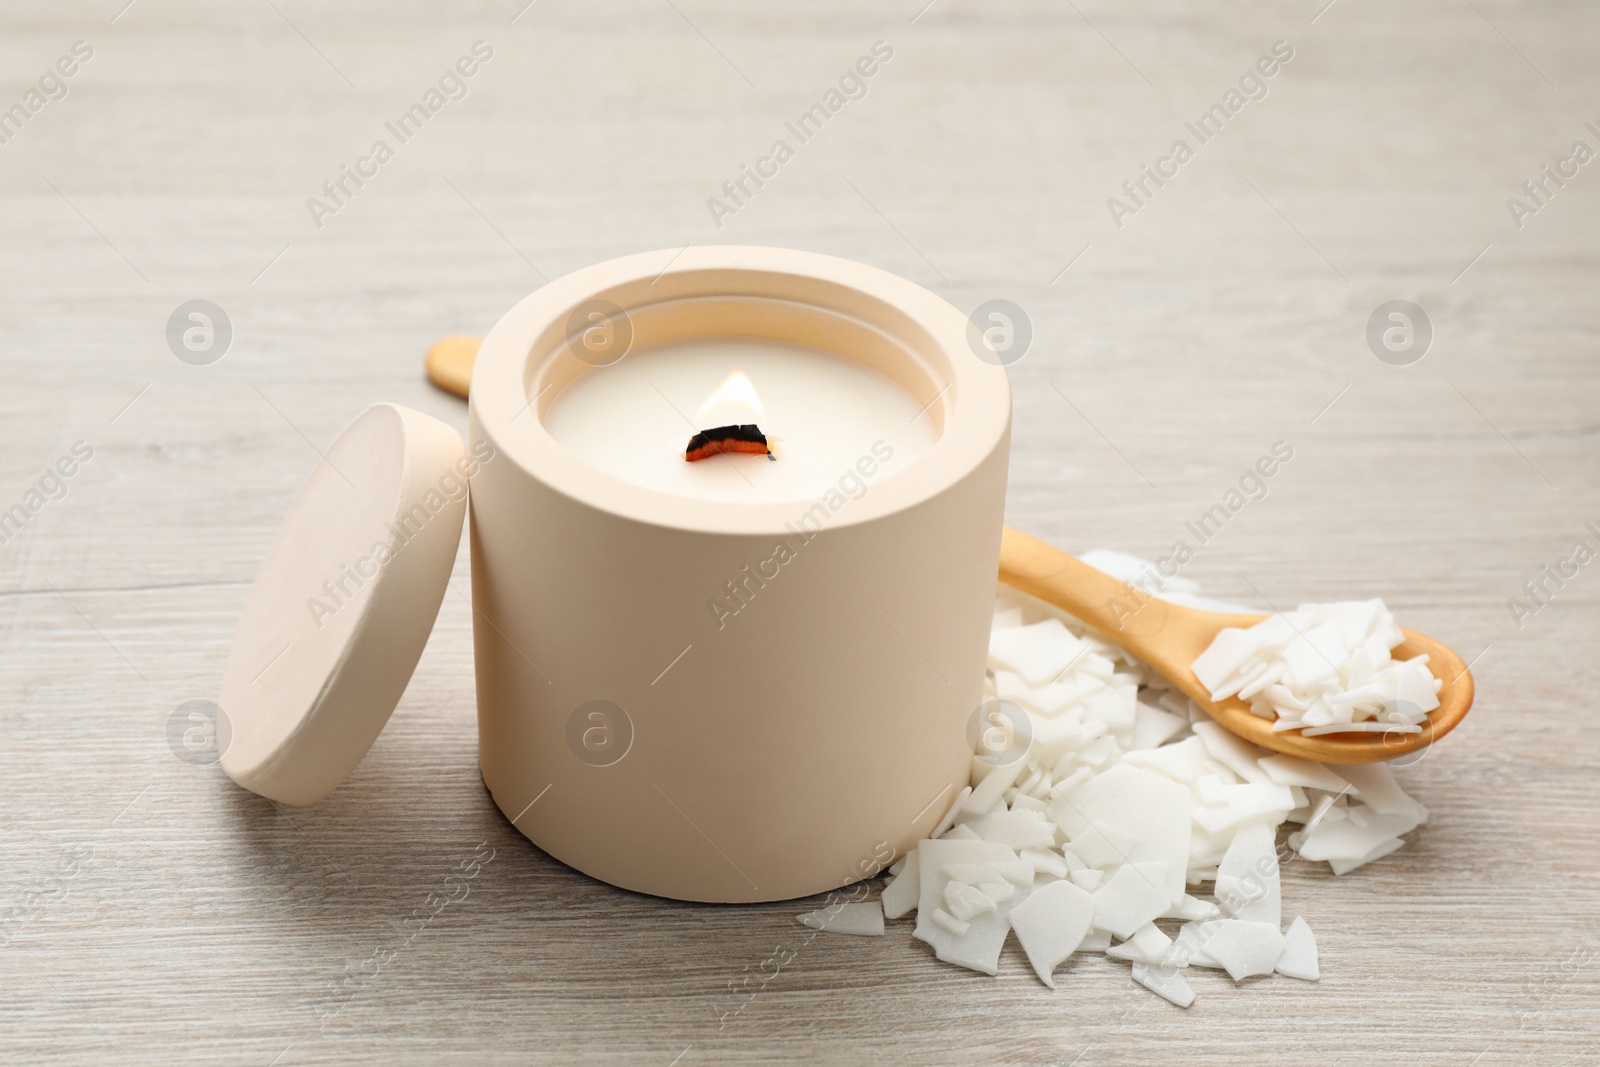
[2,1,1597,1063]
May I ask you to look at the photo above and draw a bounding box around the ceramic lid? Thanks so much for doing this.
[218,403,470,804]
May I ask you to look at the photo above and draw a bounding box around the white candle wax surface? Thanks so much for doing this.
[542,336,937,503]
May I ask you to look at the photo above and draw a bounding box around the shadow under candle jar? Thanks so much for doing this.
[467,246,1012,902]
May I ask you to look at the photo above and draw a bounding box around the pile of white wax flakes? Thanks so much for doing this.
[797,579,1431,1007]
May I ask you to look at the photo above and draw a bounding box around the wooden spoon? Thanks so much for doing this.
[997,526,1474,764]
[422,337,1474,763]
[425,336,479,399]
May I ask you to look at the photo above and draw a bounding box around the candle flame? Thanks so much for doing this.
[694,370,764,426]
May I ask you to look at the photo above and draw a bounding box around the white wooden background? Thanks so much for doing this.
[2,0,1597,1063]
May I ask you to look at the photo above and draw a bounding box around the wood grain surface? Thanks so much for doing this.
[1,1,1597,1064]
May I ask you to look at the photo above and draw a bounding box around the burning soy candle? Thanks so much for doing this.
[542,336,937,503]
[467,246,1011,902]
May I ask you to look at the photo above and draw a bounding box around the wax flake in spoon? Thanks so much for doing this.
[797,566,1431,1010]
[1190,600,1442,736]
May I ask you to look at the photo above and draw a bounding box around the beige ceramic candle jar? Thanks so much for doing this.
[217,246,1011,904]
[469,247,1011,902]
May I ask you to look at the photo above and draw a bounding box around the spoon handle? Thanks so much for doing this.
[997,526,1251,704]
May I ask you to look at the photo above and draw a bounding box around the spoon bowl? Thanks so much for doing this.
[997,526,1474,764]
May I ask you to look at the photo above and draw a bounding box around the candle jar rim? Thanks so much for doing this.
[469,245,1011,537]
